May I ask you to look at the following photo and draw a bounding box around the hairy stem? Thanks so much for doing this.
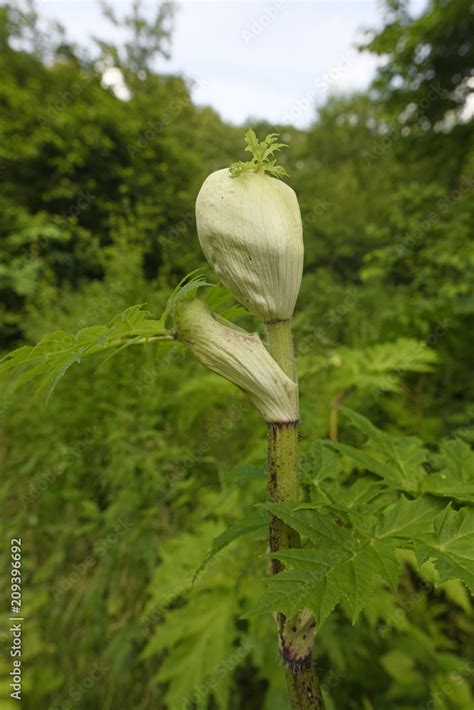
[268,422,300,572]
[266,320,325,710]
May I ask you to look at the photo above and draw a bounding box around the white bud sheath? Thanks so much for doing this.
[195,169,304,322]
[174,299,298,423]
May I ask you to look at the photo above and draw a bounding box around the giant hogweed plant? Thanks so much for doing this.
[2,130,474,709]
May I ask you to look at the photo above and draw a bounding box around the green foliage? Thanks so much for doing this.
[251,413,474,628]
[251,496,442,624]
[193,510,267,582]
[229,129,289,179]
[148,588,241,709]
[362,0,474,127]
[334,407,474,503]
[165,268,213,316]
[300,337,438,401]
[141,519,242,709]
[0,270,216,401]
[333,407,429,492]
[1,0,473,708]
[0,304,172,400]
[0,3,239,345]
[417,505,474,593]
[420,440,474,503]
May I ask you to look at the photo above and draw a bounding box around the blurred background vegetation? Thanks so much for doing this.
[0,0,473,708]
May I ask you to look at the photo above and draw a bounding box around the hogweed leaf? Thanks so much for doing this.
[146,590,241,709]
[250,496,443,626]
[0,304,173,400]
[229,129,288,179]
[163,267,212,323]
[416,505,474,594]
[420,439,474,503]
[334,407,428,491]
[301,338,438,388]
[193,512,267,582]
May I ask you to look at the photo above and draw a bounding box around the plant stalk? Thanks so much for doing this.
[266,320,325,710]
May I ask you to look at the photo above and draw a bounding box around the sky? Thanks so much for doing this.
[38,1,427,128]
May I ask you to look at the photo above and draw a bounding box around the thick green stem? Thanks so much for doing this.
[268,422,300,572]
[265,319,298,382]
[285,664,325,709]
[266,320,325,710]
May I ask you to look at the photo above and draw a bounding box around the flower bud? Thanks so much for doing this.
[195,169,304,322]
[174,299,298,423]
